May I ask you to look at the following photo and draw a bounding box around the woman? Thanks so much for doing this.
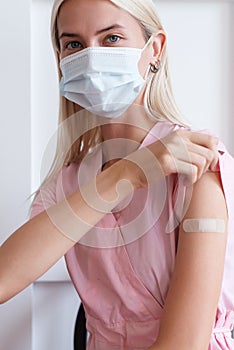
[1,0,234,349]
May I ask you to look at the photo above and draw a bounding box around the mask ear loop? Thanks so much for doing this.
[142,34,162,80]
[141,35,154,52]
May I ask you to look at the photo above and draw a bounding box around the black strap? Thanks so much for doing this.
[74,303,87,350]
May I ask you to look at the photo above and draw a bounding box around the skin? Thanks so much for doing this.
[148,171,228,350]
[0,1,228,349]
[57,0,165,147]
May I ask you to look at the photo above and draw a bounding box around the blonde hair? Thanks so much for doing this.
[40,0,189,185]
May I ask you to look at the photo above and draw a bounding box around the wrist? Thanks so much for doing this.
[121,147,163,189]
[95,160,134,207]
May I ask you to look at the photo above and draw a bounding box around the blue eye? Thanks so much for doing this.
[66,41,82,50]
[107,35,120,43]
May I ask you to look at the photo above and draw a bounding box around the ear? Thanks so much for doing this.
[150,31,166,64]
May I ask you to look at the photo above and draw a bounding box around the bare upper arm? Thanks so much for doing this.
[154,171,228,350]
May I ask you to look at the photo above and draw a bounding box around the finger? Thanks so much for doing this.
[190,144,219,172]
[188,153,210,179]
[184,131,219,149]
[174,160,198,185]
[185,144,218,171]
[175,150,219,184]
[158,142,208,180]
[173,152,208,182]
[162,131,217,165]
[209,150,220,171]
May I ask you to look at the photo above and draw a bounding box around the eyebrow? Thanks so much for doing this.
[95,24,125,35]
[59,24,125,40]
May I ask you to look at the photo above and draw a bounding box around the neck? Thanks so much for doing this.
[100,105,156,167]
[101,105,156,143]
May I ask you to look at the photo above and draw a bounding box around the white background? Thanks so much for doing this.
[0,0,233,349]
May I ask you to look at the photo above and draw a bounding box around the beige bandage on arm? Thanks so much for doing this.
[182,218,226,233]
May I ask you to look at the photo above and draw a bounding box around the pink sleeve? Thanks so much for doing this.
[30,164,80,220]
[30,177,58,219]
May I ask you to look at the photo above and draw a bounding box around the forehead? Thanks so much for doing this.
[57,0,142,35]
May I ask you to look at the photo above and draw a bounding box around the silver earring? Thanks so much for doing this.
[150,59,161,73]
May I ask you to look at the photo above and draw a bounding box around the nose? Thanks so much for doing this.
[83,39,100,49]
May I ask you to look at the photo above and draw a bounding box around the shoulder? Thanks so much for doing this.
[187,171,226,217]
[30,163,79,219]
[165,171,227,235]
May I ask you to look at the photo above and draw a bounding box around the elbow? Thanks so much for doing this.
[0,292,17,305]
[0,297,9,305]
[0,288,11,304]
[0,282,16,304]
[0,278,30,304]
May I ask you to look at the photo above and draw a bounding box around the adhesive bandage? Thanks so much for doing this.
[182,218,225,233]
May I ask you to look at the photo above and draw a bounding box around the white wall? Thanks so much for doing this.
[31,0,59,191]
[0,1,234,349]
[156,0,234,151]
[0,1,79,349]
[0,0,33,349]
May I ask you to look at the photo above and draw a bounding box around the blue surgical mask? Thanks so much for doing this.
[59,38,152,118]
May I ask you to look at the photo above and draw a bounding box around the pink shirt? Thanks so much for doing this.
[31,121,234,349]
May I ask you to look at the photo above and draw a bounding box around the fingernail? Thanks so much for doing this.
[210,161,220,172]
